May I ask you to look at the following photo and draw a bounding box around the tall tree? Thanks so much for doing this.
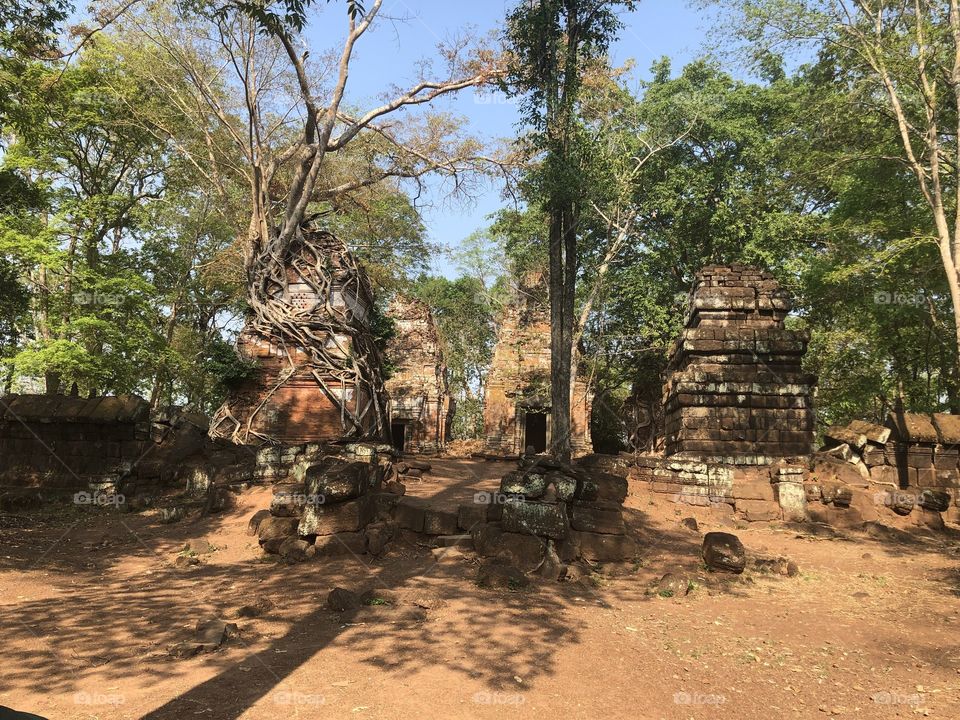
[713,0,960,394]
[503,0,632,460]
[118,0,500,436]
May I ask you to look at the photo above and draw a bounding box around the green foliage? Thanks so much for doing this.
[411,274,496,439]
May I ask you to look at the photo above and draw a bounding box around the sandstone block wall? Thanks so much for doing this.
[662,265,815,464]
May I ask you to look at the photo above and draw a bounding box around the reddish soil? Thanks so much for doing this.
[1,458,959,719]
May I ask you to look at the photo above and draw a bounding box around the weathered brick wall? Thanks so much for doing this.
[662,265,815,463]
[0,394,254,506]
[483,275,592,455]
[0,394,152,489]
[384,296,453,453]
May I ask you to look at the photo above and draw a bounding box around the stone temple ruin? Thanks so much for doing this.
[3,259,960,579]
[662,264,816,463]
[383,295,453,454]
[483,273,592,456]
[209,230,386,445]
[631,265,817,522]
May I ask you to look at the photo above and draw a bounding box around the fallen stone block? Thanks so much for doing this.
[701,531,746,574]
[918,489,951,512]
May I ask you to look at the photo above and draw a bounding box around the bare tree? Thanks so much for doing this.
[116,0,501,439]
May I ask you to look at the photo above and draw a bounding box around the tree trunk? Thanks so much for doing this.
[548,204,576,462]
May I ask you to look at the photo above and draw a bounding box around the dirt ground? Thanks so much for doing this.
[2,458,959,720]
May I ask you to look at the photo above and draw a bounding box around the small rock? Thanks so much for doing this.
[246,509,271,536]
[194,618,239,651]
[186,538,216,555]
[277,537,311,562]
[327,587,361,612]
[174,555,200,568]
[701,531,746,574]
[680,517,699,532]
[655,572,691,598]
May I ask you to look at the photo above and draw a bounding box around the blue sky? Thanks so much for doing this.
[307,0,717,277]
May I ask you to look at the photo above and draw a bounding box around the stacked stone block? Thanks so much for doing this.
[462,456,637,568]
[255,442,391,560]
[662,265,816,464]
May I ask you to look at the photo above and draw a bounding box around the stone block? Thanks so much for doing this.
[573,531,638,562]
[736,499,780,522]
[471,522,546,571]
[499,470,547,498]
[423,508,459,535]
[298,496,374,536]
[501,499,569,539]
[393,496,428,532]
[569,501,625,535]
[576,471,628,504]
[457,503,488,531]
[305,459,371,502]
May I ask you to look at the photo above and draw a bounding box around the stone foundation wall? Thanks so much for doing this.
[627,457,805,522]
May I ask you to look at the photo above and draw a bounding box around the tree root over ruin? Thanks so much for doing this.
[210,228,388,445]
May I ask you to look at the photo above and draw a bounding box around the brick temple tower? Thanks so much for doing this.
[483,273,592,456]
[383,295,453,454]
[209,230,385,445]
